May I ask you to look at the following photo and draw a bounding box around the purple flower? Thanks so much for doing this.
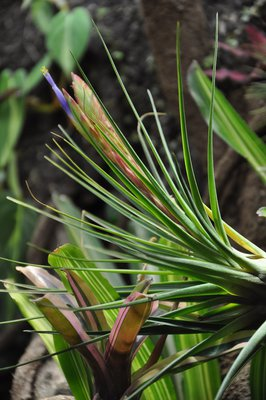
[41,66,73,118]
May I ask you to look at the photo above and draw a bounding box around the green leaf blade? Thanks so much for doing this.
[215,320,266,400]
[250,346,266,400]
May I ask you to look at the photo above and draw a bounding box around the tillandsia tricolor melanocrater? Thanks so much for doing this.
[4,24,266,399]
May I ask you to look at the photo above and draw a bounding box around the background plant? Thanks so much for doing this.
[204,23,266,133]
[0,0,91,326]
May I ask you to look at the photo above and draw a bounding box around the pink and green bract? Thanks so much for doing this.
[18,265,159,399]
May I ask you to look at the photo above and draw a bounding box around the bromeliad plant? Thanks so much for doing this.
[1,19,266,400]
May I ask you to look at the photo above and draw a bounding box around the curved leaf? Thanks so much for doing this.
[250,345,266,400]
[215,320,266,399]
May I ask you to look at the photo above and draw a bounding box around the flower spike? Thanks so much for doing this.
[41,66,73,118]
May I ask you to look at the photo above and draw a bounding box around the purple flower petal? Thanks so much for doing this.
[41,67,73,118]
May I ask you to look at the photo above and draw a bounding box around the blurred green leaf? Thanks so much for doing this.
[0,69,26,168]
[0,192,36,319]
[46,7,92,75]
[31,0,54,34]
[0,192,36,271]
[188,62,266,184]
[0,193,20,262]
[257,207,266,218]
[21,0,33,9]
[7,153,22,198]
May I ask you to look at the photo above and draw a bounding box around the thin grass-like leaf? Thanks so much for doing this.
[207,14,229,245]
[215,320,266,400]
[250,346,266,400]
[176,23,209,221]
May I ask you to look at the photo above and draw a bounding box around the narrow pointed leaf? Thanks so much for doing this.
[176,24,209,221]
[207,15,229,245]
[215,320,266,399]
[250,346,266,400]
